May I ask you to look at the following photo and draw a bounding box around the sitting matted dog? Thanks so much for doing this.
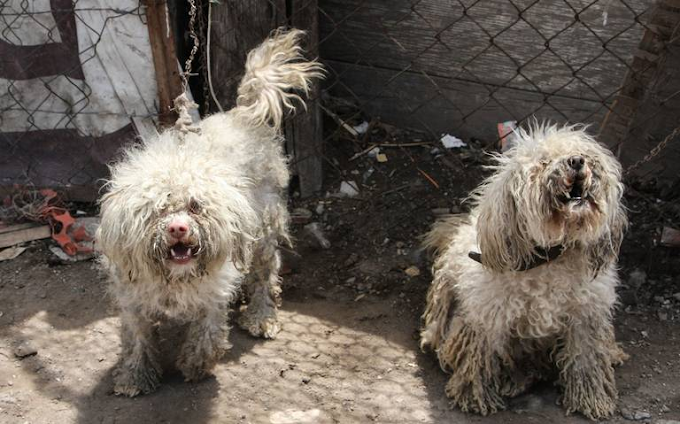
[421,123,628,419]
[96,29,322,396]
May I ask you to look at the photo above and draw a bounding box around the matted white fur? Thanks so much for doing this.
[96,29,322,397]
[421,123,628,420]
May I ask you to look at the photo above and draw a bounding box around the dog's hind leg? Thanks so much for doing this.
[238,232,283,338]
[238,200,287,339]
[439,316,508,415]
[113,309,162,397]
[176,303,231,381]
[556,318,618,420]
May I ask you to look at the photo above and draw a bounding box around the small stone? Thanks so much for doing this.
[628,269,647,289]
[344,253,359,267]
[660,405,670,413]
[315,203,325,215]
[658,310,668,321]
[621,408,651,420]
[672,292,680,301]
[301,377,311,384]
[654,295,665,303]
[404,266,420,277]
[13,343,37,358]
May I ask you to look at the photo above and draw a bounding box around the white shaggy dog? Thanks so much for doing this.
[421,124,628,420]
[96,29,322,396]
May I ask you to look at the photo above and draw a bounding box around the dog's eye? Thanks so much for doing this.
[188,199,201,214]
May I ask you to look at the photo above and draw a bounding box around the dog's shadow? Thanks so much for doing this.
[71,320,261,424]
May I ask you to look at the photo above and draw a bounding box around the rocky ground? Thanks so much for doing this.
[1,122,679,424]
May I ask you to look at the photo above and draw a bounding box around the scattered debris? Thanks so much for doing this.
[353,121,369,135]
[47,217,100,261]
[0,224,51,249]
[315,203,325,215]
[628,269,647,289]
[660,226,680,247]
[354,294,365,302]
[291,208,313,224]
[0,246,27,261]
[49,246,94,262]
[497,120,519,151]
[13,343,38,359]
[303,223,331,249]
[362,167,375,183]
[620,408,651,421]
[338,181,360,198]
[269,408,325,424]
[319,104,359,137]
[376,153,388,163]
[404,266,421,277]
[440,134,466,149]
[658,310,668,321]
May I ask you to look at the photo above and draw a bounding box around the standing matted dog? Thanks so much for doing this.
[96,30,322,396]
[421,123,627,419]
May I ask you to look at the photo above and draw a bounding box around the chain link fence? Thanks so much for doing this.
[1,0,678,212]
[0,0,158,209]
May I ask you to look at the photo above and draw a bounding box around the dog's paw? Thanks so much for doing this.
[559,372,617,420]
[238,307,280,339]
[446,378,506,416]
[113,363,161,397]
[177,335,230,382]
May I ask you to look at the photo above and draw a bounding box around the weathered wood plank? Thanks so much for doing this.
[209,0,324,197]
[287,0,324,197]
[208,0,287,111]
[319,0,653,100]
[145,0,183,126]
[0,225,51,249]
[600,0,680,183]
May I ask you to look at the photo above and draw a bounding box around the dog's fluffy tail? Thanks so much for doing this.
[421,214,468,257]
[233,28,324,130]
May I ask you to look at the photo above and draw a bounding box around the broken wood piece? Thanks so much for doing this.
[0,224,51,249]
[320,104,359,137]
[660,226,680,247]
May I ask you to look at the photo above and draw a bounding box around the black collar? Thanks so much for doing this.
[468,245,564,271]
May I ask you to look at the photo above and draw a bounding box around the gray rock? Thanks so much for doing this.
[13,343,37,358]
[621,408,651,420]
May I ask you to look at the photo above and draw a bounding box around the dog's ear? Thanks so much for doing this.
[586,192,627,275]
[475,168,534,272]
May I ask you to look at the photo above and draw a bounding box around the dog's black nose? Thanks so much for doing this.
[568,155,585,170]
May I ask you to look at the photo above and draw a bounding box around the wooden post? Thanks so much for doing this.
[145,0,184,127]
[599,0,680,158]
[209,0,323,197]
[286,0,323,197]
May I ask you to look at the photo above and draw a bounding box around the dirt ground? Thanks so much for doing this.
[1,124,680,424]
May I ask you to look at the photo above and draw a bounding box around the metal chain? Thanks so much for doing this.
[625,125,680,176]
[180,0,200,93]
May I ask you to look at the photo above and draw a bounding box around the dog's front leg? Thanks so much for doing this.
[176,304,231,381]
[238,235,282,338]
[113,309,162,396]
[557,319,618,420]
[440,316,507,415]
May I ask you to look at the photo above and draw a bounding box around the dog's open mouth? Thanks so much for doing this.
[559,178,588,205]
[168,243,197,265]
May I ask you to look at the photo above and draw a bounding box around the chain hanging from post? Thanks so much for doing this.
[625,125,680,177]
[173,0,201,135]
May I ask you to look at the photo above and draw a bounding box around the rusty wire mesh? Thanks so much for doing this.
[1,0,677,211]
[0,0,157,208]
